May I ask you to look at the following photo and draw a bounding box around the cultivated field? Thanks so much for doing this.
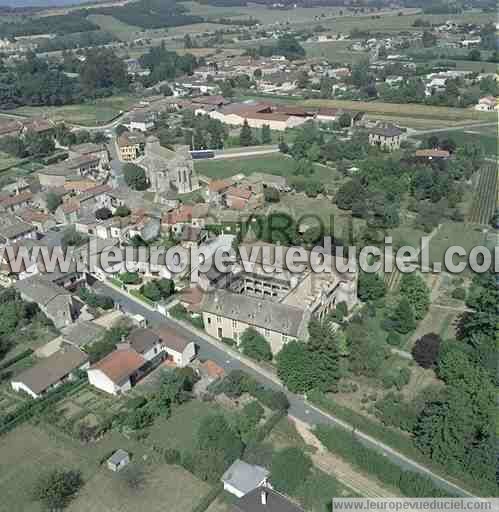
[11,95,136,126]
[468,164,498,224]
[300,99,495,123]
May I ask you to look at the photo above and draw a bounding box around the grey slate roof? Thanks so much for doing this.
[61,321,106,348]
[232,487,304,512]
[368,125,404,138]
[127,328,161,355]
[15,274,72,307]
[11,346,88,395]
[222,459,270,495]
[200,290,305,337]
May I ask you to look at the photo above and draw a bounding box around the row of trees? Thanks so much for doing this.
[0,49,128,108]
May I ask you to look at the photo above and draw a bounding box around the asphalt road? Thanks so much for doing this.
[93,281,474,498]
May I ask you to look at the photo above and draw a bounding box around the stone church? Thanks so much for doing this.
[137,136,199,197]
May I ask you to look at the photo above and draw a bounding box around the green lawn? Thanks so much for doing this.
[0,422,212,512]
[412,127,497,156]
[147,400,233,453]
[12,95,137,126]
[304,41,366,64]
[195,153,341,186]
[428,222,486,274]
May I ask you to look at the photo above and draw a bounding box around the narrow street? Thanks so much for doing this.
[93,280,475,498]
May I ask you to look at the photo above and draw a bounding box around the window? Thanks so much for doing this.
[232,319,237,329]
[207,317,211,325]
[264,329,270,338]
[217,316,222,323]
[282,334,288,344]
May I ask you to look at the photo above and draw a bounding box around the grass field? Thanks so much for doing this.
[0,152,22,172]
[11,95,136,126]
[304,41,367,63]
[195,153,341,186]
[413,127,497,156]
[428,222,486,273]
[147,400,231,453]
[300,98,495,123]
[0,422,211,512]
[406,306,459,350]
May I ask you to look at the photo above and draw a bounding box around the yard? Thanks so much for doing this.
[0,424,211,512]
[11,95,137,127]
[147,399,233,453]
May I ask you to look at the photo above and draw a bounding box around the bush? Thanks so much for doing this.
[164,448,181,465]
[32,468,83,510]
[315,425,453,497]
[451,287,466,300]
[221,337,236,346]
[119,272,141,285]
[239,328,272,362]
[386,331,402,346]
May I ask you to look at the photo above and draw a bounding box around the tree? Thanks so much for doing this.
[115,124,128,136]
[336,179,364,210]
[261,124,272,144]
[400,273,430,320]
[240,328,272,362]
[468,49,481,61]
[276,341,321,393]
[422,30,436,48]
[197,414,244,467]
[123,163,149,190]
[95,207,112,220]
[391,297,417,334]
[412,333,441,369]
[45,191,62,213]
[346,318,388,377]
[239,119,253,147]
[184,34,193,49]
[271,448,312,494]
[140,281,162,302]
[114,205,131,217]
[338,112,352,128]
[253,68,262,80]
[358,271,385,302]
[32,468,83,510]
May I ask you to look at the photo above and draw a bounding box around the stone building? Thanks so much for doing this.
[136,136,199,196]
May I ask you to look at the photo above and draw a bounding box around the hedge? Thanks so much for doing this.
[0,379,86,436]
[315,424,454,497]
[0,348,33,371]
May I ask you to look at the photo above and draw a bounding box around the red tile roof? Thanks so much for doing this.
[208,179,230,193]
[226,187,252,200]
[154,324,192,354]
[91,349,146,384]
[0,191,32,208]
[415,149,450,158]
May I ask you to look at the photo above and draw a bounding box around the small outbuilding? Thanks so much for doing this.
[107,449,130,472]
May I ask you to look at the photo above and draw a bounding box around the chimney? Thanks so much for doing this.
[261,488,267,506]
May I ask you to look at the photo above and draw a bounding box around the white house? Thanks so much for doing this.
[87,348,146,395]
[475,96,497,112]
[222,459,270,498]
[155,324,196,367]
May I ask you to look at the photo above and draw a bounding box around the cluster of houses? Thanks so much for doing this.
[10,313,196,399]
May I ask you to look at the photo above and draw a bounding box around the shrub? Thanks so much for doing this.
[32,468,83,510]
[240,328,272,362]
[221,337,236,346]
[386,331,402,346]
[451,287,466,300]
[119,272,141,285]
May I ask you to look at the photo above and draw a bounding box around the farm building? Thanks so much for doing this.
[107,449,130,472]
